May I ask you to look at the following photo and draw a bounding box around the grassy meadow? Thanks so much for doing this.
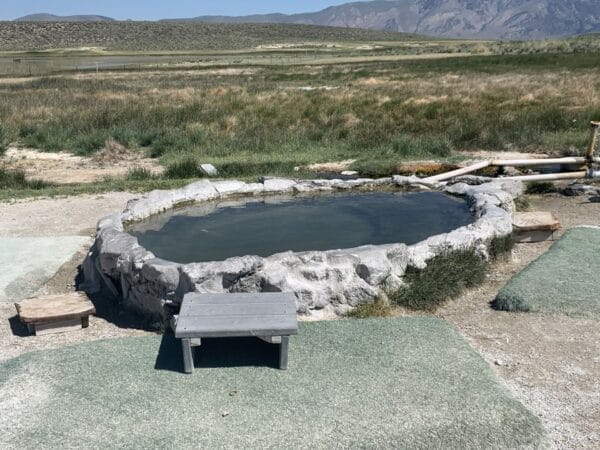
[0,23,599,198]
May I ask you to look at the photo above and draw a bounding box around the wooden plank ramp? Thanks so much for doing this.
[15,291,95,336]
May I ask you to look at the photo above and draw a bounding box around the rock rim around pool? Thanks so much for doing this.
[82,176,523,322]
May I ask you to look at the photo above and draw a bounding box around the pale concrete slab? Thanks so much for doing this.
[0,236,90,303]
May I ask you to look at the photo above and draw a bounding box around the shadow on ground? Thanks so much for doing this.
[155,332,280,373]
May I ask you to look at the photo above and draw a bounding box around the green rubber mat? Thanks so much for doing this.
[0,318,545,448]
[494,227,600,318]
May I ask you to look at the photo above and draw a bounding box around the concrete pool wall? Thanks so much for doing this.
[82,176,523,323]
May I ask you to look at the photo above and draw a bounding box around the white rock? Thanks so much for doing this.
[263,178,297,192]
[199,163,219,177]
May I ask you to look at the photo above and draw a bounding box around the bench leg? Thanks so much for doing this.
[279,336,289,370]
[181,338,194,374]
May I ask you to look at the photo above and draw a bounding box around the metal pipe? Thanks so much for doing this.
[425,160,491,182]
[499,171,587,182]
[490,157,586,167]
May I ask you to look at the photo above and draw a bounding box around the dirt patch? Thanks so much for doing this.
[2,145,163,184]
[304,160,356,172]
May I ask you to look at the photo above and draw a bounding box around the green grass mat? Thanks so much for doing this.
[493,227,600,318]
[0,318,545,448]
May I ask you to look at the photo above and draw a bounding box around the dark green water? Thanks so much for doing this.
[129,191,473,264]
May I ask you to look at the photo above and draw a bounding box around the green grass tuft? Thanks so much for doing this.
[489,234,515,261]
[514,195,531,211]
[526,181,558,194]
[165,159,200,179]
[390,246,486,311]
[0,168,48,190]
[346,298,392,318]
[126,167,155,181]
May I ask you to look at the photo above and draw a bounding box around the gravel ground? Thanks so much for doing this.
[0,191,598,448]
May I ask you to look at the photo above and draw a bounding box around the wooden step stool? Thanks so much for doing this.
[512,211,561,243]
[15,292,96,336]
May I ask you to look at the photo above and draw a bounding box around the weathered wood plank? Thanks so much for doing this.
[176,315,298,338]
[279,336,290,370]
[15,291,95,324]
[34,318,83,336]
[179,303,296,317]
[181,338,194,374]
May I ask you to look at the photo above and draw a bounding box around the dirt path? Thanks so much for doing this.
[0,191,598,447]
[2,146,163,184]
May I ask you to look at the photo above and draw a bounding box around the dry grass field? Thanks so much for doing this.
[0,23,599,198]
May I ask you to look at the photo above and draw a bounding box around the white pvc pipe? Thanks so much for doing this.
[499,171,587,182]
[425,160,491,182]
[491,157,586,167]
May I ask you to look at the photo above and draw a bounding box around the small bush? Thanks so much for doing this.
[0,168,48,190]
[526,181,558,194]
[126,167,154,181]
[73,131,107,156]
[390,246,486,311]
[218,161,299,178]
[514,195,531,211]
[346,299,392,319]
[164,158,199,179]
[350,160,396,178]
[489,234,515,261]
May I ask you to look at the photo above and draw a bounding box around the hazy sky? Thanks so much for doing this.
[3,1,352,21]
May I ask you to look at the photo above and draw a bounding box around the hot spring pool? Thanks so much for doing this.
[128,191,474,264]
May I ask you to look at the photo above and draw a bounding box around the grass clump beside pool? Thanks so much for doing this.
[493,227,600,318]
[0,318,545,448]
[0,168,47,190]
[391,246,487,310]
[345,298,392,318]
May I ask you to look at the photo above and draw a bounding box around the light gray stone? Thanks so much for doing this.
[141,259,181,291]
[199,163,218,177]
[263,178,297,192]
[560,183,599,197]
[212,180,248,196]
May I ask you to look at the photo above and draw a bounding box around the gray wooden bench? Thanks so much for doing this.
[173,292,298,373]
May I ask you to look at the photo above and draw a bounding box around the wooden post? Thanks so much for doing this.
[181,338,194,374]
[279,336,289,370]
[587,121,600,164]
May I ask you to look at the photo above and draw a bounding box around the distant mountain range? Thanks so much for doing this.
[15,0,600,40]
[15,14,115,23]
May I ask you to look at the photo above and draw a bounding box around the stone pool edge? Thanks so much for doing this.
[81,176,523,322]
